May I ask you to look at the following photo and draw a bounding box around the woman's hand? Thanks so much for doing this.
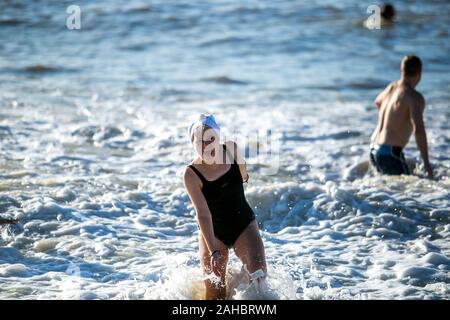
[424,163,434,179]
[210,250,223,277]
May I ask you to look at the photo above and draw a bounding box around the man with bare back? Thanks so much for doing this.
[370,55,433,178]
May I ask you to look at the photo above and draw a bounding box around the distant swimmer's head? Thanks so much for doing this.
[381,4,395,22]
[188,113,221,161]
[364,3,395,29]
[401,55,422,85]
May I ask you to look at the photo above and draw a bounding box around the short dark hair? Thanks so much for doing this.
[381,4,395,20]
[401,55,422,77]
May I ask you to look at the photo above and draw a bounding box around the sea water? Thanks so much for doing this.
[0,0,449,299]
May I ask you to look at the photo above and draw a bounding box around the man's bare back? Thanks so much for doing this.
[371,80,424,148]
[369,55,433,178]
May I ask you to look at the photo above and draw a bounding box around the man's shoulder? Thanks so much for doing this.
[387,80,398,90]
[416,91,425,104]
[408,89,425,107]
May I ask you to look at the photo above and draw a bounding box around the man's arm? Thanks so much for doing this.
[374,82,394,109]
[409,94,433,178]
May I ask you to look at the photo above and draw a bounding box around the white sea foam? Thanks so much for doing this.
[0,0,449,300]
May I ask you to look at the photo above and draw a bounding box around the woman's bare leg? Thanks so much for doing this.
[199,234,229,300]
[233,220,267,275]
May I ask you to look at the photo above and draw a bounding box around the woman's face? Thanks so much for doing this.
[192,125,220,163]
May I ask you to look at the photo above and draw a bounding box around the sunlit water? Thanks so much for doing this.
[0,0,449,299]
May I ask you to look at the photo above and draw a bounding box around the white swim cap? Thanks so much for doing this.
[188,113,220,143]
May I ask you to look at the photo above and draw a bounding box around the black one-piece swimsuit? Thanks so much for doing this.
[188,144,256,248]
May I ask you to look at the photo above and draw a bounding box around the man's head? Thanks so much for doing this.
[401,55,422,86]
[381,4,395,21]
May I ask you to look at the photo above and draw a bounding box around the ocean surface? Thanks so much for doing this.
[0,0,449,299]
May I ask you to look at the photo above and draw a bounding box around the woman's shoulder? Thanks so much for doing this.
[184,161,196,173]
[224,140,238,147]
[183,164,203,189]
[184,158,203,180]
[224,140,238,153]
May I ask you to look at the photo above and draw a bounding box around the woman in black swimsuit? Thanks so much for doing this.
[183,114,267,300]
